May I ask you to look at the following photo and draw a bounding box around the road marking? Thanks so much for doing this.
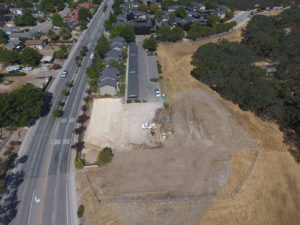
[34,196,41,203]
[69,117,75,123]
[27,190,35,225]
[60,118,67,123]
[130,70,136,73]
[63,139,71,145]
[53,139,61,145]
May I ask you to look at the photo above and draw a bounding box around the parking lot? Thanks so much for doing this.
[134,35,161,101]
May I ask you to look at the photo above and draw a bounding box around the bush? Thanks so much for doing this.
[52,109,62,117]
[0,72,26,77]
[97,147,113,165]
[50,64,61,70]
[62,89,69,96]
[74,160,84,169]
[150,78,159,82]
[77,204,84,218]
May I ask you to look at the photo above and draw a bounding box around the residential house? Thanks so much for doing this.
[216,10,226,19]
[130,9,147,20]
[79,3,91,9]
[117,14,127,23]
[25,39,47,50]
[111,36,126,51]
[32,12,45,18]
[99,66,121,95]
[9,30,42,40]
[167,5,180,13]
[10,8,23,15]
[4,38,21,50]
[104,49,122,64]
[193,3,206,11]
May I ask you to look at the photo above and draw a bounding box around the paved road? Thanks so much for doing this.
[0,1,113,225]
[135,35,160,102]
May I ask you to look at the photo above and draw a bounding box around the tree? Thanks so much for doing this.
[174,7,187,18]
[52,109,62,117]
[47,29,59,40]
[111,25,135,42]
[0,48,19,64]
[52,13,64,27]
[40,0,64,13]
[59,27,72,40]
[77,114,89,124]
[14,10,36,26]
[77,205,84,218]
[143,37,158,51]
[95,36,110,58]
[207,14,220,27]
[0,29,8,44]
[97,147,113,165]
[156,26,184,42]
[56,45,68,59]
[19,48,42,66]
[71,141,85,152]
[86,66,99,79]
[73,126,86,135]
[0,84,45,128]
[79,7,92,22]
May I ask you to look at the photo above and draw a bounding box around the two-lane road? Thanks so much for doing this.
[1,1,114,225]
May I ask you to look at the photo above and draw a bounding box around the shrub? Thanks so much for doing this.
[0,72,26,77]
[77,204,84,218]
[74,160,84,169]
[97,147,113,165]
[52,109,62,117]
[150,78,159,82]
[164,102,170,109]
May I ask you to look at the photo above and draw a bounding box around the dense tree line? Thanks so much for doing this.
[0,84,45,129]
[156,26,185,42]
[187,21,236,40]
[191,7,300,160]
[0,47,42,66]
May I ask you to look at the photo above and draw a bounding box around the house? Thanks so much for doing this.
[101,66,121,80]
[0,26,19,35]
[79,3,91,9]
[161,13,170,22]
[99,66,120,95]
[193,3,206,11]
[129,1,140,9]
[117,14,127,23]
[67,19,79,28]
[130,9,147,20]
[167,5,180,13]
[217,11,226,19]
[71,9,80,14]
[111,36,126,50]
[4,38,21,50]
[104,49,122,64]
[25,39,47,50]
[10,8,23,15]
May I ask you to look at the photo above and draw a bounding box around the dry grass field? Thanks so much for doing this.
[156,26,300,225]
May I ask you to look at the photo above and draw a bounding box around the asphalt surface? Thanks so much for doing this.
[135,36,160,102]
[0,1,113,225]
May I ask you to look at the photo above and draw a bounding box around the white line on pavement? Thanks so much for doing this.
[27,190,35,225]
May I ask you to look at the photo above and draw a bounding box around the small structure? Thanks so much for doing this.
[99,66,120,95]
[40,55,55,63]
[104,49,122,64]
[79,3,91,9]
[111,36,126,51]
[25,39,47,50]
[10,8,23,15]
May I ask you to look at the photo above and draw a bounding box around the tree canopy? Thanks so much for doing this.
[111,25,135,42]
[19,47,42,66]
[156,26,185,42]
[143,37,158,51]
[191,8,300,161]
[0,84,45,129]
[95,36,110,58]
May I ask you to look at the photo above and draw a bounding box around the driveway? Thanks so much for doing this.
[136,35,161,102]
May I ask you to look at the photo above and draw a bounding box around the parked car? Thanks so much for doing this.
[22,67,33,71]
[9,70,20,73]
[155,89,161,97]
[61,71,68,78]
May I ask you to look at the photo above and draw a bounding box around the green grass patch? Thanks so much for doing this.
[0,72,26,77]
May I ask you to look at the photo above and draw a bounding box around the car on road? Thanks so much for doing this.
[155,89,161,97]
[61,71,68,78]
[21,67,33,71]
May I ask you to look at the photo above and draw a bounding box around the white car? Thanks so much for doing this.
[155,89,161,97]
[22,67,33,71]
[61,71,68,78]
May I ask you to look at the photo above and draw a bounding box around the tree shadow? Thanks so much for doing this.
[0,170,25,224]
[41,91,53,118]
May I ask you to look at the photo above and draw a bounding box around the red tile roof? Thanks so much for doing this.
[64,17,72,21]
[72,14,79,20]
[71,9,80,14]
[79,3,91,9]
